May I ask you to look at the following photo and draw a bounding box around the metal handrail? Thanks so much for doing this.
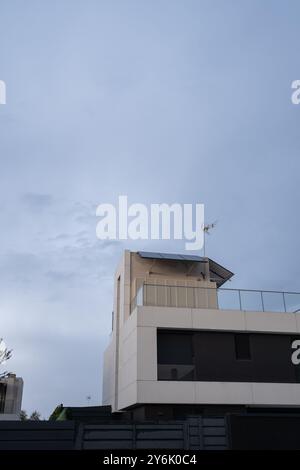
[142,283,300,296]
[130,283,300,314]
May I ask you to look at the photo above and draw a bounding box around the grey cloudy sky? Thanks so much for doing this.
[0,0,299,417]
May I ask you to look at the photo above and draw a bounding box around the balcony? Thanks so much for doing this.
[130,283,300,314]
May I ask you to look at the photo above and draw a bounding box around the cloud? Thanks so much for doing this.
[21,193,53,211]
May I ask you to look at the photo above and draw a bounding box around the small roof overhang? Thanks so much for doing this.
[137,251,234,287]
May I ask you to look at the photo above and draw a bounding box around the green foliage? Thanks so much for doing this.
[20,410,42,421]
[20,410,28,421]
[29,411,41,421]
[48,404,65,421]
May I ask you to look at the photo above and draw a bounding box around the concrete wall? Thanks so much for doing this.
[137,305,300,333]
[0,414,21,421]
[103,251,217,411]
[0,375,23,419]
[102,250,134,411]
[105,303,300,411]
[130,252,214,310]
[133,306,300,409]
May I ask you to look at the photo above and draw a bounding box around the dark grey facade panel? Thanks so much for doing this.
[229,415,300,450]
[157,330,300,384]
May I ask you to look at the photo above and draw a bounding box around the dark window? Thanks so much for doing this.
[234,334,251,360]
[157,331,193,365]
[157,331,195,381]
[291,336,300,382]
[0,383,6,413]
[157,329,300,383]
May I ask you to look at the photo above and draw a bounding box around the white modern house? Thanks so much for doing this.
[102,250,300,420]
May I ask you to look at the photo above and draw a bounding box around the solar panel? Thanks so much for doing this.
[162,253,184,260]
[137,251,207,262]
[138,251,163,259]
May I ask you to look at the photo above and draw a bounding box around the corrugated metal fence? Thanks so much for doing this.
[0,417,228,450]
[0,421,76,450]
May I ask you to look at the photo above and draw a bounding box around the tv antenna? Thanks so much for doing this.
[86,395,91,406]
[203,221,217,257]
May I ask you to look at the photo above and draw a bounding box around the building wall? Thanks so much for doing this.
[0,375,23,420]
[102,251,300,412]
[132,306,300,409]
[102,250,136,411]
[129,252,215,313]
[102,251,214,411]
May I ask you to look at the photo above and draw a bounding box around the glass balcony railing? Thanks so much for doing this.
[130,283,300,314]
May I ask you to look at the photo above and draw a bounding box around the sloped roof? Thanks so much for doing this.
[137,251,234,287]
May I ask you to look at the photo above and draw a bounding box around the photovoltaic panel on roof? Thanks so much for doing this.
[138,251,207,262]
[138,251,163,259]
[161,253,184,260]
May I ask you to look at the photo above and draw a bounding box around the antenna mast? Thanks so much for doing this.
[203,221,217,257]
